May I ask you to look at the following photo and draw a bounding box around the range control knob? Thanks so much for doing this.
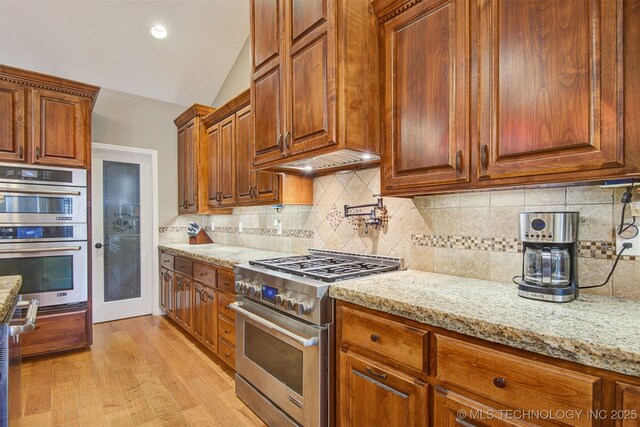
[296,301,310,315]
[275,294,286,306]
[285,298,297,311]
[248,285,260,297]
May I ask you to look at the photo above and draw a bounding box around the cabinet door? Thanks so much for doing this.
[476,0,623,181]
[206,123,221,207]
[285,22,337,156]
[616,383,640,427]
[381,0,469,193]
[177,125,188,212]
[254,171,280,204]
[174,273,185,323]
[339,350,428,427]
[181,276,193,332]
[202,286,217,353]
[434,388,537,427]
[218,115,236,207]
[31,88,88,167]
[236,105,255,205]
[252,66,286,166]
[251,0,282,74]
[0,80,27,163]
[160,268,174,316]
[184,120,198,212]
[193,282,206,342]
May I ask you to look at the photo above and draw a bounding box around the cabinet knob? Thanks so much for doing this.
[224,329,230,334]
[370,334,380,342]
[224,353,231,359]
[493,377,506,388]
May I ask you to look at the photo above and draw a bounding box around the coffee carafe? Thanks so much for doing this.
[518,212,579,302]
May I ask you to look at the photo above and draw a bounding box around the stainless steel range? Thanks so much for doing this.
[232,249,403,427]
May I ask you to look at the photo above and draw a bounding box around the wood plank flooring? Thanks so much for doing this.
[17,315,266,427]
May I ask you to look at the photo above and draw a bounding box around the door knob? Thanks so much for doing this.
[95,242,109,249]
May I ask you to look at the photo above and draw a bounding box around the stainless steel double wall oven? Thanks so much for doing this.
[0,164,88,307]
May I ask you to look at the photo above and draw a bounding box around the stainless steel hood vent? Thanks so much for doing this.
[275,149,379,172]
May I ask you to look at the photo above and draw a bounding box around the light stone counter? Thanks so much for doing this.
[158,243,292,270]
[329,270,640,377]
[0,276,22,322]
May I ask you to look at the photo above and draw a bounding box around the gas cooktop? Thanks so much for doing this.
[249,249,402,283]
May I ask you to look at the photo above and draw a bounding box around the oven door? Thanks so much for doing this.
[0,182,86,223]
[232,298,327,427]
[0,241,88,306]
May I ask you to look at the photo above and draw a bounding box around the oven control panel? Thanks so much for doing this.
[235,281,313,317]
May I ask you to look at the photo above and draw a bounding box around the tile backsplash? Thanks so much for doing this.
[160,168,640,301]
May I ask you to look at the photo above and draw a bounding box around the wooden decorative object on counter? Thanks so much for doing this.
[249,0,381,174]
[373,0,640,196]
[189,229,213,245]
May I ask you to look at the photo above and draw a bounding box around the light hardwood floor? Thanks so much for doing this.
[17,315,266,427]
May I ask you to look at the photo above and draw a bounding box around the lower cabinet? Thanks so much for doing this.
[338,349,428,427]
[159,251,237,369]
[433,388,529,427]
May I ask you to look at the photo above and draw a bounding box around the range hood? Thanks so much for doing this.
[274,149,380,173]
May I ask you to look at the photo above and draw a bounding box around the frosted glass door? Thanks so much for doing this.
[103,161,141,302]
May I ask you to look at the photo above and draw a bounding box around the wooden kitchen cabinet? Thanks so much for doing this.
[203,89,312,208]
[616,383,640,427]
[160,267,174,316]
[193,281,217,353]
[250,0,380,171]
[378,0,470,193]
[0,65,99,168]
[338,349,428,427]
[173,272,193,332]
[373,0,639,196]
[174,104,216,213]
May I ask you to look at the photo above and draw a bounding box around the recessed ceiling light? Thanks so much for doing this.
[361,153,373,160]
[150,24,168,40]
[303,165,313,171]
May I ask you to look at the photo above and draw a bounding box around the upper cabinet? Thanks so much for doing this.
[201,89,313,211]
[374,0,636,196]
[0,65,100,168]
[250,0,381,173]
[174,104,216,214]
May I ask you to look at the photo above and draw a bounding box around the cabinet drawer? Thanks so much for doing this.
[435,335,600,427]
[217,268,235,295]
[218,316,236,346]
[193,262,216,287]
[160,252,174,270]
[218,339,236,369]
[174,257,193,276]
[340,306,427,371]
[218,292,236,322]
[21,310,88,357]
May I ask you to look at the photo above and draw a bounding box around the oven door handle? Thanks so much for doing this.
[0,187,82,196]
[10,299,39,336]
[0,246,82,254]
[229,302,319,348]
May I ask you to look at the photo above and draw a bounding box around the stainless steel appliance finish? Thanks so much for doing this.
[0,242,88,306]
[0,164,87,224]
[0,298,39,427]
[233,249,403,426]
[0,163,89,308]
[519,212,579,302]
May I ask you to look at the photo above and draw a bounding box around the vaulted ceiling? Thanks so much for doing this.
[0,0,249,106]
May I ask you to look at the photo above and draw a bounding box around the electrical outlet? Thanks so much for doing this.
[273,219,282,236]
[616,232,640,257]
[239,221,243,232]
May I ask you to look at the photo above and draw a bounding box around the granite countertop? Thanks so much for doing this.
[330,270,640,377]
[0,276,22,322]
[158,243,292,269]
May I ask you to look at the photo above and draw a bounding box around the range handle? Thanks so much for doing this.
[10,299,39,336]
[0,187,81,196]
[229,302,319,348]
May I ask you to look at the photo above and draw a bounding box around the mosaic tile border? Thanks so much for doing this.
[411,234,637,261]
[159,226,314,239]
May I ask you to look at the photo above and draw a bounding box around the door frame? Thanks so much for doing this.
[91,142,161,318]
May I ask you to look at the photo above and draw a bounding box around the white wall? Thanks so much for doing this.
[91,88,187,225]
[212,36,251,107]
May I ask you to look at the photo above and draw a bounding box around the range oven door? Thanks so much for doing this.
[232,298,327,427]
[0,182,86,223]
[0,241,88,307]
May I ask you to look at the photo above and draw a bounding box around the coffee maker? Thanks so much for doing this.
[518,212,579,302]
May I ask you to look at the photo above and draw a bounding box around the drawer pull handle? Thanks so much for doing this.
[370,334,380,342]
[493,377,506,388]
[365,367,386,379]
[200,272,207,276]
[163,259,170,263]
[224,353,231,358]
[224,329,230,334]
[224,280,230,286]
[224,305,230,310]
